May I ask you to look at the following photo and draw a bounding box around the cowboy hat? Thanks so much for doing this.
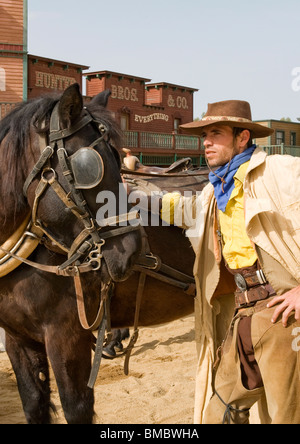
[180,100,274,138]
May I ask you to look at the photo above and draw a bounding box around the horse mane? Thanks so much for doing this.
[0,93,122,218]
[0,96,59,217]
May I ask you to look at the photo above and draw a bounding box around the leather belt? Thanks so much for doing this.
[233,268,276,308]
[234,269,268,292]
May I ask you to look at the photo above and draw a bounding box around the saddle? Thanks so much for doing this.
[122,157,193,176]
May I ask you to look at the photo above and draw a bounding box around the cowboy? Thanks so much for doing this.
[160,100,300,424]
[122,148,141,171]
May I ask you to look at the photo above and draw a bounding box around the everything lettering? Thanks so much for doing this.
[135,113,169,123]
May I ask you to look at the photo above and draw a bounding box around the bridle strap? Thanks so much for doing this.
[23,145,54,197]
[0,245,94,276]
[49,114,93,143]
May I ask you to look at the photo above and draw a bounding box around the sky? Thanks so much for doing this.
[27,0,300,121]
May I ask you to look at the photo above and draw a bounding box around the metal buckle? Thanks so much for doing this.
[88,240,105,271]
[234,274,248,292]
[256,269,267,285]
[144,253,160,270]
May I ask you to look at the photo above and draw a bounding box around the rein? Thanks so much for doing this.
[120,226,196,375]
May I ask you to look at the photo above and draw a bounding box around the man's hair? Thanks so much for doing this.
[233,127,253,149]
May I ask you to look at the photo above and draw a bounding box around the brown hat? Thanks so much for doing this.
[180,100,274,139]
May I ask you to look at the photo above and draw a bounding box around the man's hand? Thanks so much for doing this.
[267,285,300,327]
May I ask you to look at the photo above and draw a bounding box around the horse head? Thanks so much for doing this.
[0,83,141,283]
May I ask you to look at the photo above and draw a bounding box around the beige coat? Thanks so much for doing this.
[173,147,300,423]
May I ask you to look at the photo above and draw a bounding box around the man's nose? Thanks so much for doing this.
[203,137,212,148]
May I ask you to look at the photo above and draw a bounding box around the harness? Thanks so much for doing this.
[21,103,139,276]
[0,103,140,324]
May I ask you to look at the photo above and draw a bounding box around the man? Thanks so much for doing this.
[122,148,141,171]
[160,100,300,424]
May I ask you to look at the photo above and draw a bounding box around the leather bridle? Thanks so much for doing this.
[22,102,140,278]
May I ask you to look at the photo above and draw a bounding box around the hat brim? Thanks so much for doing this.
[180,120,274,139]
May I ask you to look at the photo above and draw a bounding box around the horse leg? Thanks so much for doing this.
[45,329,95,424]
[119,328,130,344]
[102,328,130,359]
[5,334,53,424]
[102,329,121,358]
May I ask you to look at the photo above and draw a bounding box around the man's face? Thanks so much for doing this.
[201,125,244,168]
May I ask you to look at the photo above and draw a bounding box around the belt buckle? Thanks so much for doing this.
[256,269,267,285]
[234,273,248,292]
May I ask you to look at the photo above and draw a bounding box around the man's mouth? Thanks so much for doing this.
[205,150,216,157]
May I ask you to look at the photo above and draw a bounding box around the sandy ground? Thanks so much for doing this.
[0,316,198,425]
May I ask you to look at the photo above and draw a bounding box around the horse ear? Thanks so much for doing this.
[58,83,83,128]
[90,89,111,108]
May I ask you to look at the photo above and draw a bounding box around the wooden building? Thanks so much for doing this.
[0,0,27,117]
[86,70,197,134]
[0,0,87,118]
[27,54,88,100]
[254,119,300,156]
[85,70,202,165]
[0,0,202,165]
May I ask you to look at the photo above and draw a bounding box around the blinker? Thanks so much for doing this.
[70,147,104,190]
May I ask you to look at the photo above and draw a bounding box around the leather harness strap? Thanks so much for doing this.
[74,275,106,332]
[124,272,146,376]
[121,226,196,375]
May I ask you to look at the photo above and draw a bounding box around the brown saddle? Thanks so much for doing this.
[122,157,193,175]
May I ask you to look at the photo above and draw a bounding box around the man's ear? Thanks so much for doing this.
[239,129,251,148]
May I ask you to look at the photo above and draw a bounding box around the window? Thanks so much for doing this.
[174,118,181,134]
[276,130,285,145]
[291,132,297,146]
[0,68,6,92]
[120,114,129,131]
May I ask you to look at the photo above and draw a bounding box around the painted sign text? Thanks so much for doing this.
[35,71,76,91]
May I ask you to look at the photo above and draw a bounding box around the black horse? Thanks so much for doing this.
[0,84,141,423]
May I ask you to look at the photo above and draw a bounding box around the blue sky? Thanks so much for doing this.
[28,0,300,121]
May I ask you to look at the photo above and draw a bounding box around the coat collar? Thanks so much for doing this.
[247,146,267,175]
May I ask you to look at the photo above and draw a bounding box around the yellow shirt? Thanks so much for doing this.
[219,161,257,269]
[161,161,258,269]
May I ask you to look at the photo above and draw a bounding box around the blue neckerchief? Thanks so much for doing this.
[209,145,256,212]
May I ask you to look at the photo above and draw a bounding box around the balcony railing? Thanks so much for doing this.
[123,130,202,151]
[261,144,300,157]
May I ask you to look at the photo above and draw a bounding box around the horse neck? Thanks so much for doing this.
[0,197,30,244]
[0,140,32,244]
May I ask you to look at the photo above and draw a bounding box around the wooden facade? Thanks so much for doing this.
[85,71,203,165]
[0,0,26,115]
[86,71,198,135]
[28,55,88,100]
[255,119,300,148]
[4,1,299,166]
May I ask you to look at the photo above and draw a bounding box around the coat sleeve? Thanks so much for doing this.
[161,192,204,232]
